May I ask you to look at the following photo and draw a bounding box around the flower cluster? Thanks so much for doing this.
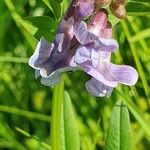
[29,0,138,97]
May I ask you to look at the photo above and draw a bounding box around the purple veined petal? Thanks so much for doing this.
[94,38,118,52]
[85,78,113,97]
[55,33,65,52]
[74,21,118,52]
[55,33,71,52]
[75,47,118,87]
[74,45,99,67]
[79,61,118,87]
[40,63,76,78]
[91,48,100,67]
[58,17,74,37]
[74,21,97,44]
[29,37,54,69]
[110,63,138,86]
[38,51,77,78]
[40,66,76,86]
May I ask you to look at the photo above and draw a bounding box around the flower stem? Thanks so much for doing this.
[51,75,65,150]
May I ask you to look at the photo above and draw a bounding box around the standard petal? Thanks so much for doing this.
[29,37,54,69]
[74,21,96,44]
[74,21,118,52]
[94,38,118,52]
[85,78,113,97]
[110,63,138,86]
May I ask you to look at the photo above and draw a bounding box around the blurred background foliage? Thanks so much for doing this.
[0,0,150,149]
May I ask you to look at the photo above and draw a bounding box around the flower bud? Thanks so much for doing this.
[109,2,126,19]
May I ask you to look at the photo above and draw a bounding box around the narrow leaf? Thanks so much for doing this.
[50,1,62,19]
[126,1,150,16]
[63,91,80,150]
[128,0,150,3]
[105,101,133,150]
[42,0,54,13]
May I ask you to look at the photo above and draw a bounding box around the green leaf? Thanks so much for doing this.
[42,0,54,13]
[20,16,56,41]
[56,0,64,4]
[62,91,80,150]
[105,101,133,150]
[50,1,62,19]
[126,1,150,16]
[61,0,70,16]
[128,0,150,3]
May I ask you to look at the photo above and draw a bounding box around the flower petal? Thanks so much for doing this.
[41,66,75,86]
[79,61,118,87]
[29,37,54,69]
[74,45,91,64]
[110,63,138,86]
[94,38,118,52]
[75,48,118,87]
[86,78,113,97]
[79,1,94,17]
[74,21,96,44]
[55,33,71,52]
[74,45,99,67]
[74,21,118,52]
[41,72,60,86]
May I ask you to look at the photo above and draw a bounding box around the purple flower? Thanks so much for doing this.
[29,0,94,86]
[29,18,77,86]
[77,0,94,17]
[73,11,138,97]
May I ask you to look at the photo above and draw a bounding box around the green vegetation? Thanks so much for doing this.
[0,0,150,149]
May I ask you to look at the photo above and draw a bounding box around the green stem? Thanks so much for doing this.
[0,56,28,63]
[51,75,65,150]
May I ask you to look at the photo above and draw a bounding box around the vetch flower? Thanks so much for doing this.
[29,17,79,86]
[73,10,138,97]
[29,0,94,86]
